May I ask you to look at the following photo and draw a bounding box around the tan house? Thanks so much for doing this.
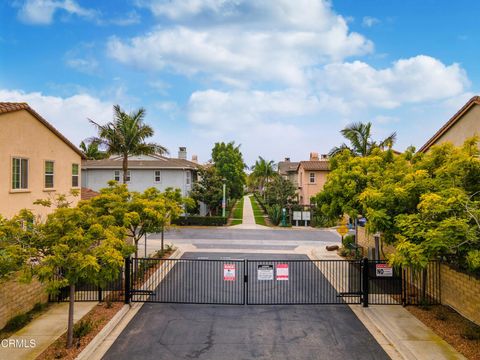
[297,152,330,205]
[419,95,480,152]
[0,102,84,219]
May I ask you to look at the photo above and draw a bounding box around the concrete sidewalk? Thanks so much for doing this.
[311,248,466,360]
[230,195,269,230]
[0,302,97,360]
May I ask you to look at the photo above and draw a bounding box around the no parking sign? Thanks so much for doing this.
[224,264,236,281]
[276,264,289,281]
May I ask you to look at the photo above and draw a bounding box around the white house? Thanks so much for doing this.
[81,147,199,196]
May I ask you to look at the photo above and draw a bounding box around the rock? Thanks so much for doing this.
[326,245,339,251]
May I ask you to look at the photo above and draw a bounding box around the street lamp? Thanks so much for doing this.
[222,178,226,217]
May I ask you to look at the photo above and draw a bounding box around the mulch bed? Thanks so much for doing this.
[407,305,480,360]
[36,301,124,360]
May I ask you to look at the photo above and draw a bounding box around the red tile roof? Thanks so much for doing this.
[298,160,330,171]
[418,96,480,153]
[0,102,85,158]
[81,187,100,200]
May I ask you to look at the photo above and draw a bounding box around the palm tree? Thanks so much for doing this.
[79,139,107,160]
[89,105,168,184]
[251,156,276,199]
[329,122,396,157]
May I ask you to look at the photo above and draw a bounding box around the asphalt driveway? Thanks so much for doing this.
[103,253,389,360]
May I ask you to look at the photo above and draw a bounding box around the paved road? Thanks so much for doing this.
[104,253,389,360]
[154,227,339,241]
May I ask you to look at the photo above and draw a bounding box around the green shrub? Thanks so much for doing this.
[338,247,350,257]
[342,234,355,247]
[172,216,227,226]
[267,205,282,225]
[73,319,95,339]
[3,313,31,332]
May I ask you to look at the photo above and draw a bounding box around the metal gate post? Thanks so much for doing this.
[244,259,248,305]
[362,257,369,307]
[125,257,131,304]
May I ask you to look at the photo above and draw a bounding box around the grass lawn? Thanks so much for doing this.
[250,196,269,226]
[229,197,244,225]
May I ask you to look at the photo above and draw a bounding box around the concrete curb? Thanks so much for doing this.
[75,247,184,360]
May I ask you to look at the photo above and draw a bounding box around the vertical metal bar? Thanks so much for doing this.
[98,286,103,302]
[125,257,131,304]
[362,257,369,307]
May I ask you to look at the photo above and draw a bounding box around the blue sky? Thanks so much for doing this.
[1,0,479,165]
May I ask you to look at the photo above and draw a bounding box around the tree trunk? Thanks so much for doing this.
[161,226,164,252]
[66,283,75,348]
[122,154,128,184]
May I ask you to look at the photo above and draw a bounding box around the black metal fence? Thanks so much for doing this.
[49,267,125,303]
[49,257,441,307]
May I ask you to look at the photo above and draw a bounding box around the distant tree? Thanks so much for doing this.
[79,139,107,160]
[329,122,397,157]
[190,167,224,216]
[264,176,297,208]
[251,156,277,200]
[211,142,246,200]
[87,182,183,258]
[89,105,168,184]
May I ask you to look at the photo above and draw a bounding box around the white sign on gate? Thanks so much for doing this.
[257,265,274,280]
[224,264,236,281]
[276,264,289,281]
[293,211,302,221]
[375,264,393,277]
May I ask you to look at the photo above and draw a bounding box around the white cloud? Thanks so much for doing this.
[17,0,97,25]
[184,88,352,163]
[0,89,113,145]
[317,55,469,109]
[108,0,373,86]
[362,16,380,28]
[108,11,141,26]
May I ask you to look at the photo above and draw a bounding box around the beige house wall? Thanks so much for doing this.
[0,109,81,219]
[428,104,480,150]
[297,166,329,205]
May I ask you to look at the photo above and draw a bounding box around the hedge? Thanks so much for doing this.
[173,216,227,226]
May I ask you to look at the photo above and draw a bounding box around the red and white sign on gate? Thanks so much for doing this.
[224,264,236,281]
[276,264,289,281]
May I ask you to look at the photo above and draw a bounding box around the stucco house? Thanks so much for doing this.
[419,95,480,152]
[297,152,330,205]
[0,102,84,219]
[82,148,199,196]
[277,157,300,188]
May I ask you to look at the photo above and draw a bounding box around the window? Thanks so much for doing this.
[309,172,315,183]
[154,170,161,183]
[186,171,191,185]
[44,161,55,188]
[12,158,28,189]
[114,170,130,182]
[72,164,79,187]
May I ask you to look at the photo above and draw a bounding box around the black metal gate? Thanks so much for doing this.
[50,257,440,307]
[127,258,364,305]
